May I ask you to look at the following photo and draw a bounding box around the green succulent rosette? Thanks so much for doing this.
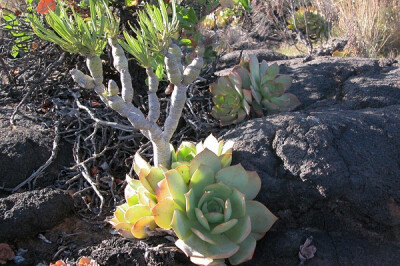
[210,68,251,126]
[108,172,159,239]
[244,54,300,114]
[110,134,233,239]
[171,134,234,169]
[151,149,278,265]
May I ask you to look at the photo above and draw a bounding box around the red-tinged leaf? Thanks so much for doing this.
[37,0,56,14]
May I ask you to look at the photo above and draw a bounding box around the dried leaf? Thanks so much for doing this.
[37,0,56,15]
[0,243,15,265]
[49,260,67,266]
[299,236,317,264]
[77,256,98,266]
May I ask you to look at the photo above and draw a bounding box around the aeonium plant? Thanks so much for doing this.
[30,0,203,168]
[110,135,277,265]
[109,135,235,239]
[30,0,278,264]
[211,54,300,125]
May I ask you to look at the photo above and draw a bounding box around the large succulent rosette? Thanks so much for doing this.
[151,149,277,265]
[109,135,234,239]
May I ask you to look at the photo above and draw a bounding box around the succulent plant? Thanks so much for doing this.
[151,149,277,265]
[171,134,234,169]
[287,7,328,41]
[210,68,251,126]
[108,170,160,239]
[243,54,300,114]
[110,135,277,265]
[110,134,233,239]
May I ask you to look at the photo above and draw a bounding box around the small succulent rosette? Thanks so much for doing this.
[108,171,159,239]
[171,134,234,168]
[152,149,278,265]
[243,54,300,114]
[210,68,252,126]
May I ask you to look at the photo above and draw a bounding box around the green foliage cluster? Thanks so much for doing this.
[30,0,118,56]
[211,55,300,125]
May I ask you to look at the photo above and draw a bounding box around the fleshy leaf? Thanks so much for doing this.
[248,54,260,85]
[228,235,257,265]
[215,164,249,193]
[113,222,134,238]
[191,227,215,245]
[175,234,209,258]
[242,88,252,104]
[275,75,293,90]
[204,182,233,201]
[155,178,171,202]
[126,194,139,206]
[270,93,301,112]
[229,71,243,97]
[233,66,251,90]
[189,165,215,199]
[171,210,193,240]
[265,63,279,81]
[203,134,221,155]
[165,169,189,209]
[204,212,224,224]
[228,189,246,218]
[139,169,153,193]
[114,207,126,222]
[124,205,152,224]
[189,149,221,177]
[210,218,238,234]
[224,198,232,222]
[133,152,151,175]
[259,60,269,77]
[195,208,210,231]
[190,257,225,266]
[206,234,240,259]
[221,140,234,155]
[131,216,157,239]
[175,165,191,184]
[219,154,232,168]
[246,200,278,233]
[210,76,229,95]
[241,171,261,200]
[145,167,165,192]
[152,198,175,229]
[185,189,197,220]
[225,216,251,244]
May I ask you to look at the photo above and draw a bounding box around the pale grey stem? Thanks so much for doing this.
[86,56,103,85]
[108,38,133,103]
[162,84,187,142]
[151,140,171,169]
[75,97,135,132]
[146,67,160,123]
[148,92,160,123]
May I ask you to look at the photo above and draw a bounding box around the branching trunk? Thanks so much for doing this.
[71,38,203,169]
